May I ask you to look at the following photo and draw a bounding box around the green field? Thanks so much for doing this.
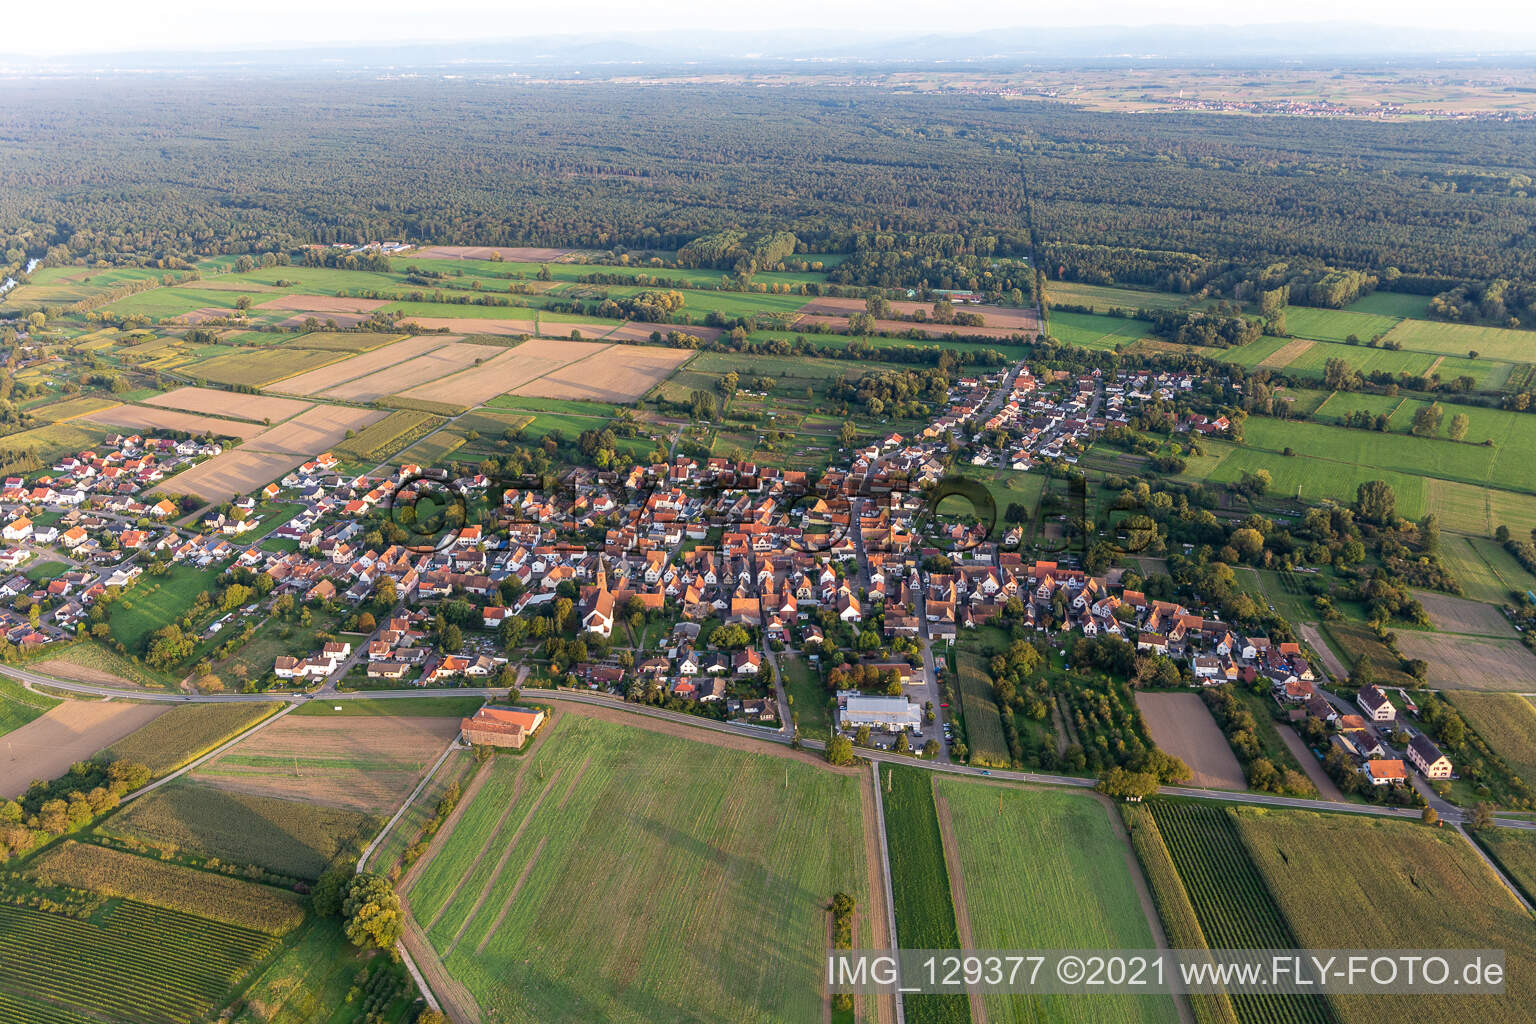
[333,409,443,461]
[1344,292,1430,318]
[2,265,170,307]
[408,714,872,1024]
[291,696,486,717]
[954,650,1009,767]
[0,897,280,1024]
[1282,305,1401,343]
[1147,802,1331,1024]
[778,655,833,738]
[103,703,281,776]
[1435,535,1536,604]
[1232,807,1536,1024]
[1445,693,1536,788]
[935,779,1178,1024]
[108,563,230,654]
[1048,281,1200,313]
[105,285,274,319]
[1381,318,1536,363]
[232,916,418,1024]
[103,781,378,880]
[0,675,59,737]
[1046,311,1150,350]
[881,766,969,1024]
[1189,438,1431,520]
[188,346,346,387]
[1475,828,1536,907]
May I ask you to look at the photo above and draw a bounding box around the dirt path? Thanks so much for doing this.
[933,789,989,1024]
[1297,623,1347,683]
[400,910,482,1024]
[1090,792,1196,1024]
[1276,726,1346,801]
[859,767,897,1024]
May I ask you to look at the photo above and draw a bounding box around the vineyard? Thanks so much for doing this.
[880,766,970,1024]
[28,841,304,935]
[1147,802,1334,1024]
[333,409,443,461]
[0,898,278,1024]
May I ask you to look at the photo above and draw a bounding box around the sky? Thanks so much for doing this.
[7,0,1536,56]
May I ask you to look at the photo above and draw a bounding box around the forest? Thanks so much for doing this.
[3,78,1536,289]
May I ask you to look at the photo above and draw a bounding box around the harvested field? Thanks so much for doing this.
[511,343,691,403]
[84,404,267,440]
[1394,630,1536,690]
[391,315,618,339]
[1257,337,1315,368]
[409,245,585,261]
[0,700,166,797]
[399,338,612,406]
[270,334,452,395]
[1414,590,1517,637]
[194,715,462,814]
[243,404,386,456]
[320,342,504,402]
[254,294,388,314]
[160,449,305,502]
[795,312,1034,341]
[1135,692,1247,790]
[799,295,1040,331]
[603,321,722,344]
[144,386,311,424]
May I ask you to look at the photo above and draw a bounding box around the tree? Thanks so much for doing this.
[893,731,910,754]
[1469,801,1495,831]
[416,1012,449,1024]
[342,873,403,949]
[1421,805,1439,826]
[826,734,854,766]
[1095,767,1159,801]
[1447,412,1469,441]
[311,863,353,917]
[922,738,941,758]
[1356,480,1396,525]
[1410,402,1444,437]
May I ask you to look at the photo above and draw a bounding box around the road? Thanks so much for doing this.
[17,667,1536,832]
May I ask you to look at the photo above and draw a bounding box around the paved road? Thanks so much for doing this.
[17,667,1536,831]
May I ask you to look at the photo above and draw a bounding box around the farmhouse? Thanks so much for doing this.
[1407,734,1453,779]
[1356,684,1396,723]
[461,705,546,749]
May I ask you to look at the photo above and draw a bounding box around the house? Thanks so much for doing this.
[1,517,32,541]
[1356,684,1396,724]
[1407,734,1453,779]
[460,705,546,749]
[1363,759,1407,786]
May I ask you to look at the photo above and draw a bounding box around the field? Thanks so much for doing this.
[1048,280,1199,312]
[28,841,304,934]
[159,449,305,502]
[1345,292,1430,318]
[0,898,282,1024]
[0,675,59,737]
[83,403,267,439]
[107,563,227,654]
[104,780,378,879]
[1147,802,1331,1024]
[1393,630,1536,690]
[241,404,386,455]
[0,701,167,798]
[102,702,281,776]
[333,409,443,462]
[1475,828,1536,906]
[189,347,348,387]
[511,342,691,403]
[317,341,504,402]
[27,395,120,423]
[1381,318,1536,362]
[778,655,832,738]
[1231,806,1536,1024]
[1282,305,1400,343]
[1444,693,1536,787]
[194,714,461,813]
[231,917,418,1024]
[1046,310,1150,350]
[406,713,872,1024]
[1433,535,1535,604]
[881,765,969,1024]
[399,337,611,405]
[269,334,451,395]
[1322,621,1419,688]
[1135,693,1246,790]
[143,386,311,423]
[2,263,168,306]
[954,650,1009,767]
[934,778,1179,1024]
[1413,591,1515,636]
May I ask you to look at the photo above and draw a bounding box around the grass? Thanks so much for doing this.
[954,650,1009,767]
[1232,806,1536,1024]
[291,696,486,717]
[1147,802,1330,1024]
[108,563,229,654]
[22,560,69,582]
[1444,693,1536,787]
[0,675,59,737]
[1046,310,1150,350]
[0,419,112,462]
[230,916,417,1024]
[1048,280,1201,312]
[1435,535,1533,604]
[3,264,168,306]
[1282,305,1401,344]
[1474,828,1536,908]
[27,841,304,935]
[880,765,969,1024]
[935,778,1178,1024]
[103,703,279,776]
[1345,292,1430,318]
[408,714,872,1024]
[1322,621,1417,687]
[1381,318,1536,362]
[332,409,443,461]
[779,654,833,739]
[0,896,281,1024]
[102,780,378,880]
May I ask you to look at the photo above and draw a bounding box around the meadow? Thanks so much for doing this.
[881,765,970,1024]
[0,675,58,737]
[103,781,378,880]
[1343,292,1430,318]
[333,409,443,462]
[778,655,833,738]
[1381,318,1536,363]
[231,917,419,1024]
[0,898,280,1024]
[1434,535,1536,604]
[188,346,347,387]
[408,715,873,1024]
[106,562,228,653]
[1445,693,1536,786]
[1046,310,1151,350]
[1047,280,1200,312]
[935,779,1179,1024]
[1232,806,1536,1024]
[1281,305,1400,343]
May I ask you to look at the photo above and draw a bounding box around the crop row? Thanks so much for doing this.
[334,409,443,460]
[1148,803,1334,1024]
